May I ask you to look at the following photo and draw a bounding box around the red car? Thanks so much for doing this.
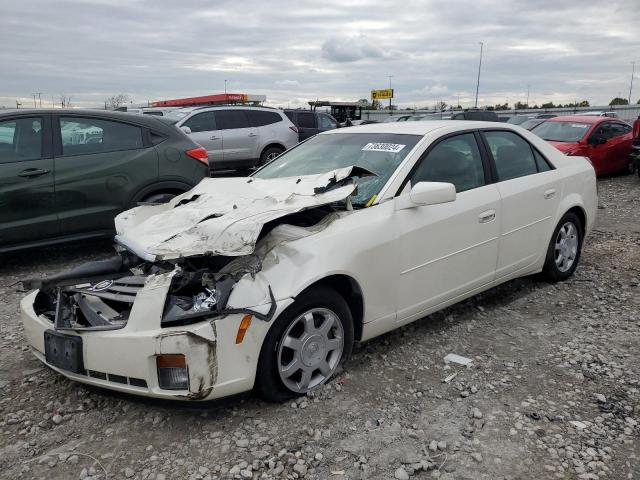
[531,115,634,176]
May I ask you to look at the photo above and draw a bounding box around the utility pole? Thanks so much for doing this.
[387,75,394,113]
[629,61,635,105]
[224,79,228,94]
[36,92,42,107]
[526,85,530,108]
[474,41,484,108]
[32,94,37,108]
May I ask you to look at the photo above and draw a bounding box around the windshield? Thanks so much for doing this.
[532,121,590,142]
[253,132,421,206]
[507,116,529,125]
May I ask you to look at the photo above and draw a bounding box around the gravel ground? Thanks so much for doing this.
[1,174,639,480]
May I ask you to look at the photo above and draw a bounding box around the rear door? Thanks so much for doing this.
[481,130,560,279]
[0,115,57,247]
[181,111,222,165]
[53,115,159,234]
[215,110,258,166]
[297,111,318,140]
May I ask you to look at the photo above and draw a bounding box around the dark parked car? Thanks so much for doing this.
[283,110,339,140]
[0,109,209,252]
[450,110,500,121]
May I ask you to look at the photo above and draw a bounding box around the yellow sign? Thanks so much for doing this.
[371,89,394,100]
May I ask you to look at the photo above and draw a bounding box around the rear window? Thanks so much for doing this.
[247,110,282,127]
[532,121,590,142]
[297,112,316,128]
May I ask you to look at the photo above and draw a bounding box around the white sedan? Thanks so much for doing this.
[20,121,597,402]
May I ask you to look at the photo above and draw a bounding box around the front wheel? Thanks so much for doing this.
[256,286,354,402]
[542,212,583,282]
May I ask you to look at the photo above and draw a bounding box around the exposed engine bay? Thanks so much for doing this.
[25,204,339,331]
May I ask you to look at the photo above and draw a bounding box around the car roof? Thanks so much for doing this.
[322,120,515,136]
[546,115,607,124]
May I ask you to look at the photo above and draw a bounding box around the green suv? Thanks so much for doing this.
[0,109,209,252]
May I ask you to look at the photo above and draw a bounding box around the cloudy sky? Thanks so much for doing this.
[1,0,639,110]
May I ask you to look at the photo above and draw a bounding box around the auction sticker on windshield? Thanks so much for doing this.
[362,143,406,153]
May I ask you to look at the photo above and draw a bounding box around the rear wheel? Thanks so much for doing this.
[542,212,583,282]
[256,286,354,402]
[259,146,284,166]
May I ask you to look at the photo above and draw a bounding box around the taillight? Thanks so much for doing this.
[186,147,209,166]
[289,125,299,133]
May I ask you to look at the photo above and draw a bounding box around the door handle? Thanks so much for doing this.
[247,133,258,137]
[210,135,220,140]
[544,188,556,199]
[478,209,496,223]
[19,168,51,178]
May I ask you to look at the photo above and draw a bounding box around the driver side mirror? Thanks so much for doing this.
[396,182,457,210]
[180,126,192,134]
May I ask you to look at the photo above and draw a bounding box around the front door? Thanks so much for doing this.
[215,110,258,167]
[53,115,158,234]
[0,115,57,247]
[181,111,223,167]
[395,132,500,323]
[482,130,560,278]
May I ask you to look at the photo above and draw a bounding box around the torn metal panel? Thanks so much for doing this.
[114,168,359,261]
[156,329,217,400]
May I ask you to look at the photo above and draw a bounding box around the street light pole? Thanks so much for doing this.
[474,42,484,108]
[32,94,37,108]
[224,79,228,94]
[629,62,635,105]
[387,75,394,113]
[526,85,530,108]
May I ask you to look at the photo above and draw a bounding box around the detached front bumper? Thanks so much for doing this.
[20,287,288,401]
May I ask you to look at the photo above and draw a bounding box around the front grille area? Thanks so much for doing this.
[58,276,147,330]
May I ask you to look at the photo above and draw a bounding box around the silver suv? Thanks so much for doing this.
[166,106,299,171]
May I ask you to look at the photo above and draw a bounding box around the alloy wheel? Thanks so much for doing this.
[554,221,578,272]
[277,308,344,393]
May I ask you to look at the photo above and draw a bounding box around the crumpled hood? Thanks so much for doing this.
[114,167,359,260]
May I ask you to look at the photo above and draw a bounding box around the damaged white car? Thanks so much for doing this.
[20,122,597,401]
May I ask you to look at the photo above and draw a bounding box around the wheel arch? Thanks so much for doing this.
[129,180,194,207]
[566,205,587,236]
[296,274,364,342]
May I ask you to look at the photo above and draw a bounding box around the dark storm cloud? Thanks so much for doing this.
[1,0,638,109]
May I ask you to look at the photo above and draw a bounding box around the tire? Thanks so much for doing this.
[140,192,178,204]
[542,212,583,282]
[259,146,284,166]
[256,286,354,402]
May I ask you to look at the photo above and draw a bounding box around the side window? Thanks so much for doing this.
[610,123,632,137]
[182,112,216,133]
[284,111,295,122]
[0,117,42,163]
[593,123,614,140]
[246,110,282,127]
[318,114,337,129]
[533,149,552,172]
[215,110,250,130]
[60,117,143,156]
[297,112,316,129]
[484,131,538,181]
[410,133,485,193]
